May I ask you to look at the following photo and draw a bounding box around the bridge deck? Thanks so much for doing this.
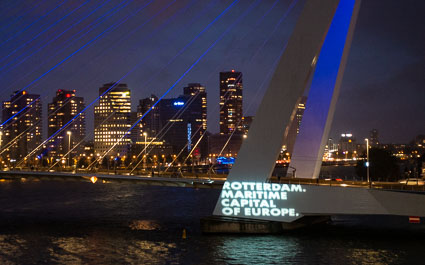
[1,170,424,192]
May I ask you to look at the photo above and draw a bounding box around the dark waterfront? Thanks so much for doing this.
[0,180,424,264]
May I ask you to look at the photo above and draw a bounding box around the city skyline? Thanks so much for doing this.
[0,0,423,146]
[1,2,425,262]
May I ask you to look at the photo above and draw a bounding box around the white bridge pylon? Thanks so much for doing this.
[220,0,360,185]
[214,0,425,224]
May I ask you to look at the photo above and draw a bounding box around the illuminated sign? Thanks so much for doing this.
[173,101,184,106]
[217,181,306,218]
[187,123,191,151]
[216,156,235,165]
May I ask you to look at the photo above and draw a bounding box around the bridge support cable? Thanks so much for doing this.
[162,79,239,174]
[249,0,298,63]
[0,0,68,47]
[4,0,196,125]
[47,111,117,170]
[0,97,74,157]
[0,97,41,128]
[123,2,236,170]
[4,0,197,115]
[0,0,133,113]
[49,0,224,169]
[289,0,361,179]
[0,0,91,64]
[134,90,220,174]
[16,0,240,167]
[85,0,247,167]
[0,0,46,33]
[208,43,288,178]
[0,0,114,75]
[92,1,227,170]
[51,0,206,107]
[212,0,359,222]
[202,2,297,176]
[88,92,200,170]
[3,0,132,95]
[123,93,201,171]
[8,0,155,100]
[135,0,290,173]
[4,0,184,149]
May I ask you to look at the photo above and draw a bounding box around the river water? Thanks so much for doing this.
[0,180,424,264]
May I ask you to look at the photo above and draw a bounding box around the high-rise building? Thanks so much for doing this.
[241,116,254,134]
[137,95,161,137]
[1,90,42,161]
[137,84,207,155]
[47,89,85,160]
[159,94,205,154]
[94,83,132,158]
[219,70,243,135]
[284,96,307,154]
[370,129,379,147]
[339,133,357,159]
[184,83,207,131]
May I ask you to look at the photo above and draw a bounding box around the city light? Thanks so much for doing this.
[173,101,184,106]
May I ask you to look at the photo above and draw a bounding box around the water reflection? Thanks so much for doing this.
[0,181,424,264]
[129,220,161,231]
[347,249,400,265]
[215,236,300,264]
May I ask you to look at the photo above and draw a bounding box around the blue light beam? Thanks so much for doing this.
[23,0,240,164]
[0,0,113,74]
[0,0,91,64]
[0,0,68,47]
[2,0,131,94]
[0,97,40,127]
[103,0,263,159]
[16,0,154,95]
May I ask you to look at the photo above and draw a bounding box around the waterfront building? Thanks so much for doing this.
[338,133,357,159]
[137,95,161,137]
[208,133,244,158]
[159,94,204,154]
[283,96,307,155]
[241,116,254,135]
[94,83,132,158]
[184,83,207,131]
[47,89,85,160]
[1,90,42,162]
[219,70,243,135]
[370,129,379,147]
[137,84,206,156]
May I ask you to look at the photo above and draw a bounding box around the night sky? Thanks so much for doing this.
[0,0,424,144]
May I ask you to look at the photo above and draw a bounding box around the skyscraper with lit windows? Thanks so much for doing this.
[47,89,85,160]
[184,83,207,131]
[219,70,243,135]
[94,83,132,158]
[1,90,42,161]
[284,96,307,154]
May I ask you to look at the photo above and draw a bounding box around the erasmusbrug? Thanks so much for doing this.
[213,0,425,223]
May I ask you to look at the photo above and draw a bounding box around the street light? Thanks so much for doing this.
[67,131,72,167]
[143,132,147,169]
[365,138,370,184]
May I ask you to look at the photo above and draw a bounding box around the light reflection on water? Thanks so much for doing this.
[0,180,424,264]
[214,236,300,264]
